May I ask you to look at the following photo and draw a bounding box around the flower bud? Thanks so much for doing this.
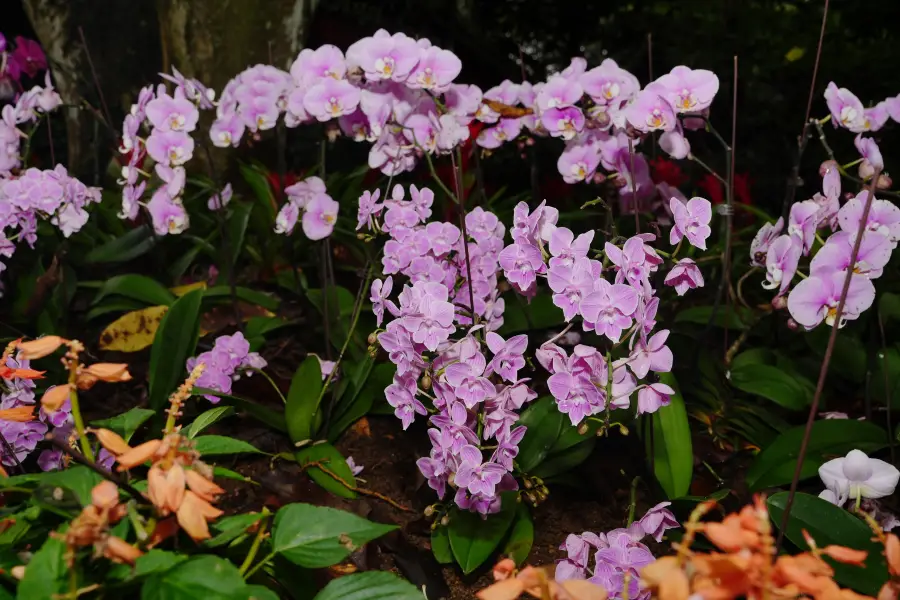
[440,515,449,526]
[523,479,533,489]
[424,505,435,518]
[104,536,143,565]
[877,173,893,190]
[91,428,131,456]
[40,385,70,413]
[17,336,65,360]
[786,318,799,331]
[819,160,838,178]
[367,332,378,346]
[420,373,432,391]
[771,295,787,310]
[91,481,120,510]
[83,363,132,383]
[10,566,24,580]
[0,406,34,423]
[577,423,589,435]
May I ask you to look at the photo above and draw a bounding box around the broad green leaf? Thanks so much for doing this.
[148,289,203,416]
[329,362,394,442]
[533,438,596,479]
[185,407,235,439]
[205,513,266,548]
[498,293,565,335]
[132,550,187,578]
[203,286,280,312]
[213,466,254,482]
[194,388,287,433]
[746,420,889,490]
[272,503,396,568]
[193,435,263,456]
[40,466,103,506]
[313,571,423,600]
[503,504,534,565]
[17,536,66,600]
[85,225,157,264]
[729,363,811,410]
[295,443,356,499]
[91,407,156,442]
[246,585,280,600]
[517,397,564,472]
[431,526,453,564]
[227,201,254,269]
[93,274,176,307]
[285,356,324,444]
[873,347,900,407]
[880,292,900,327]
[86,298,148,321]
[142,555,247,600]
[448,492,517,574]
[674,305,750,330]
[648,373,693,499]
[804,328,867,384]
[768,492,886,595]
[730,348,776,371]
[240,163,277,222]
[98,305,169,352]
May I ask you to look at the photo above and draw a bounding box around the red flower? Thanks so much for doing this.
[697,172,752,206]
[650,157,688,187]
[266,171,300,198]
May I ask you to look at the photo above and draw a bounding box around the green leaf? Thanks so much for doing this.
[205,513,266,548]
[873,346,900,407]
[730,348,776,371]
[94,274,176,307]
[40,466,103,506]
[517,397,564,472]
[295,443,356,499]
[185,407,235,439]
[746,420,889,490]
[729,363,811,410]
[880,292,900,327]
[768,492,886,595]
[213,466,254,483]
[498,293,565,335]
[329,362,394,442]
[91,407,156,442]
[503,504,534,565]
[195,388,287,433]
[675,305,750,330]
[313,571,424,600]
[431,526,453,564]
[227,201,254,269]
[647,373,693,499]
[203,286,280,312]
[285,356,324,444]
[240,164,277,222]
[448,492,517,574]
[17,536,66,600]
[132,550,187,578]
[85,225,158,264]
[804,328,868,384]
[148,289,203,416]
[272,503,396,568]
[533,438,596,479]
[193,435,264,456]
[142,555,247,600]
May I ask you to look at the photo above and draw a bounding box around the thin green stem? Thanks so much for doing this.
[423,152,459,203]
[689,154,727,186]
[68,385,94,462]
[626,476,641,526]
[243,551,276,580]
[250,368,286,404]
[240,512,270,577]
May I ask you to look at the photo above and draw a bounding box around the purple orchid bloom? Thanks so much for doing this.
[788,199,822,254]
[147,188,189,235]
[558,140,602,184]
[824,82,865,131]
[547,371,604,426]
[580,58,640,108]
[385,375,427,429]
[788,270,876,329]
[627,330,673,379]
[485,332,528,383]
[455,445,507,497]
[406,46,461,92]
[854,134,884,180]
[838,192,900,246]
[637,383,674,415]
[357,189,383,231]
[498,242,545,293]
[491,425,526,470]
[664,258,704,296]
[811,231,892,280]
[303,77,361,121]
[626,84,677,133]
[370,276,393,326]
[750,217,785,267]
[579,279,639,342]
[670,196,712,250]
[548,257,596,321]
[637,502,679,542]
[653,65,720,113]
[145,90,200,133]
[146,129,194,166]
[301,193,339,240]
[353,32,421,82]
[476,118,523,149]
[548,227,594,268]
[659,125,691,159]
[290,44,346,87]
[762,234,802,295]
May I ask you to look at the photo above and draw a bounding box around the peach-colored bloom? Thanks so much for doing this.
[184,469,224,502]
[91,481,120,510]
[78,363,132,389]
[0,406,34,422]
[116,439,162,470]
[0,365,44,380]
[103,536,143,565]
[559,579,608,600]
[40,385,70,412]
[91,428,131,456]
[16,336,65,359]
[176,490,223,541]
[822,545,868,566]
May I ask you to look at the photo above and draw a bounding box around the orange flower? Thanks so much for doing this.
[822,545,868,566]
[77,363,132,389]
[184,469,224,503]
[16,336,65,360]
[0,406,34,423]
[116,440,162,470]
[91,481,120,511]
[558,580,607,600]
[642,556,690,600]
[886,534,900,577]
[91,428,131,456]
[0,365,44,380]
[40,385,70,412]
[477,578,525,600]
[103,536,143,565]
[146,517,179,549]
[176,490,223,541]
[703,515,760,552]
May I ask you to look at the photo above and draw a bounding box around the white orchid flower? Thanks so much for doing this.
[818,449,899,506]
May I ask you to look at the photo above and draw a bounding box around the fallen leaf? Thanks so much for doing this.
[350,417,371,438]
[98,305,169,352]
[170,281,208,296]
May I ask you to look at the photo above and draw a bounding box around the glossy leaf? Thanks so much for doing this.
[768,492,886,595]
[91,407,156,442]
[503,504,534,565]
[142,555,247,600]
[498,293,565,335]
[17,536,66,600]
[40,466,103,506]
[295,442,357,499]
[203,286,280,312]
[533,437,596,479]
[674,305,750,329]
[193,435,263,456]
[448,492,517,574]
[272,503,396,568]
[93,274,176,307]
[227,201,254,268]
[729,363,811,410]
[185,407,234,439]
[194,388,287,433]
[746,420,889,490]
[148,289,203,415]
[85,225,157,264]
[647,373,693,499]
[313,571,423,600]
[205,513,267,548]
[98,305,169,352]
[517,397,564,472]
[285,356,324,444]
[431,526,453,564]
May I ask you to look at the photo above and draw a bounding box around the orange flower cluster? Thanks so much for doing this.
[94,364,224,542]
[54,481,142,566]
[641,496,872,600]
[864,517,900,600]
[478,558,607,600]
[0,340,44,381]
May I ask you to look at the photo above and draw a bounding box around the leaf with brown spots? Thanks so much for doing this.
[98,305,169,352]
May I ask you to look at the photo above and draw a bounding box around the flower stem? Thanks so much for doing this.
[65,344,94,462]
[626,476,641,526]
[250,368,286,404]
[242,551,276,580]
[239,511,270,577]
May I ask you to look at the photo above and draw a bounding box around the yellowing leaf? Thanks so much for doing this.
[170,281,208,297]
[98,305,169,352]
[785,47,806,62]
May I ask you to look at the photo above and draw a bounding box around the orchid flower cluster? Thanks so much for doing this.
[555,503,679,600]
[185,332,267,402]
[0,74,96,281]
[0,34,48,102]
[751,82,900,330]
[365,177,712,515]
